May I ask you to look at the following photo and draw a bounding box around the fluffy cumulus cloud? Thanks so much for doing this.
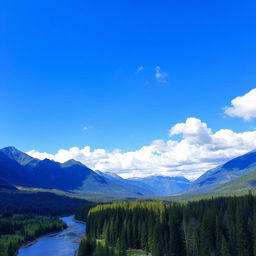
[169,118,212,145]
[224,88,256,121]
[27,117,256,180]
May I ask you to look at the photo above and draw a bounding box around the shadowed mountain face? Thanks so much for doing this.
[25,158,95,190]
[0,147,152,196]
[0,146,34,165]
[0,178,17,190]
[78,171,155,196]
[0,151,29,186]
[187,149,256,193]
[0,147,95,191]
[0,147,193,196]
[3,146,256,196]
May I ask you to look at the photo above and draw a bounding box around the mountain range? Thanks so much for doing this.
[0,147,190,196]
[1,146,256,197]
[129,176,191,195]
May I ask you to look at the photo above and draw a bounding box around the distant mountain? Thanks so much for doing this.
[0,147,95,190]
[0,149,30,186]
[0,146,196,196]
[0,146,34,165]
[214,170,256,194]
[95,171,191,196]
[91,171,155,196]
[129,176,191,195]
[187,149,256,193]
[0,147,155,196]
[61,159,84,168]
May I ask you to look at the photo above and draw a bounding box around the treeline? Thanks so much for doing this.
[75,204,97,222]
[0,191,91,256]
[78,194,256,256]
[0,192,89,216]
[76,204,123,256]
[0,214,66,256]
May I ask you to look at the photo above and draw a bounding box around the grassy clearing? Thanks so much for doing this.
[96,239,105,246]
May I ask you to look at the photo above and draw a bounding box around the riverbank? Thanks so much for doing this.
[0,214,66,256]
[16,226,67,255]
[74,218,86,224]
[17,216,86,256]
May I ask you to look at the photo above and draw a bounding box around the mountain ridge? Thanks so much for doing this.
[187,149,256,193]
[129,175,191,195]
[0,146,193,196]
[0,146,35,165]
[4,146,256,197]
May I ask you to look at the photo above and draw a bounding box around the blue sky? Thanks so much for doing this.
[1,0,256,178]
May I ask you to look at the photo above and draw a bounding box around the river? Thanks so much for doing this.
[17,216,86,256]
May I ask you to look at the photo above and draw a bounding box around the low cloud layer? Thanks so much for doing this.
[224,88,256,121]
[27,117,256,180]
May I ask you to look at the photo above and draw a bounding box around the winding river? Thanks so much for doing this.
[17,216,85,256]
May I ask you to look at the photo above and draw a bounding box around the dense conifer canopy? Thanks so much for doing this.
[78,194,256,256]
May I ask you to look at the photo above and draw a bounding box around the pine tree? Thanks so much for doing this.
[116,238,127,256]
[220,236,230,256]
[186,223,198,256]
[236,205,249,256]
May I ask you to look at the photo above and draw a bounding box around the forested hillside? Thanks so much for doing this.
[0,191,91,256]
[0,191,90,216]
[75,204,98,222]
[78,194,256,256]
[0,214,66,256]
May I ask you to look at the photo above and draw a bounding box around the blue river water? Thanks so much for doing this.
[17,216,86,256]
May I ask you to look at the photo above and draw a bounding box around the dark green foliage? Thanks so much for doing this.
[0,191,89,216]
[220,236,230,256]
[78,236,96,256]
[78,236,117,256]
[0,190,90,256]
[0,214,66,256]
[80,195,256,256]
[75,204,97,222]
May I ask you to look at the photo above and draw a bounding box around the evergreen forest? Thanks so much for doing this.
[78,194,256,256]
[0,214,66,256]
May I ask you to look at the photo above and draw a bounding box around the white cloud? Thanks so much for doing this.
[224,88,256,121]
[155,66,168,83]
[27,117,256,180]
[169,117,212,145]
[136,66,144,73]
